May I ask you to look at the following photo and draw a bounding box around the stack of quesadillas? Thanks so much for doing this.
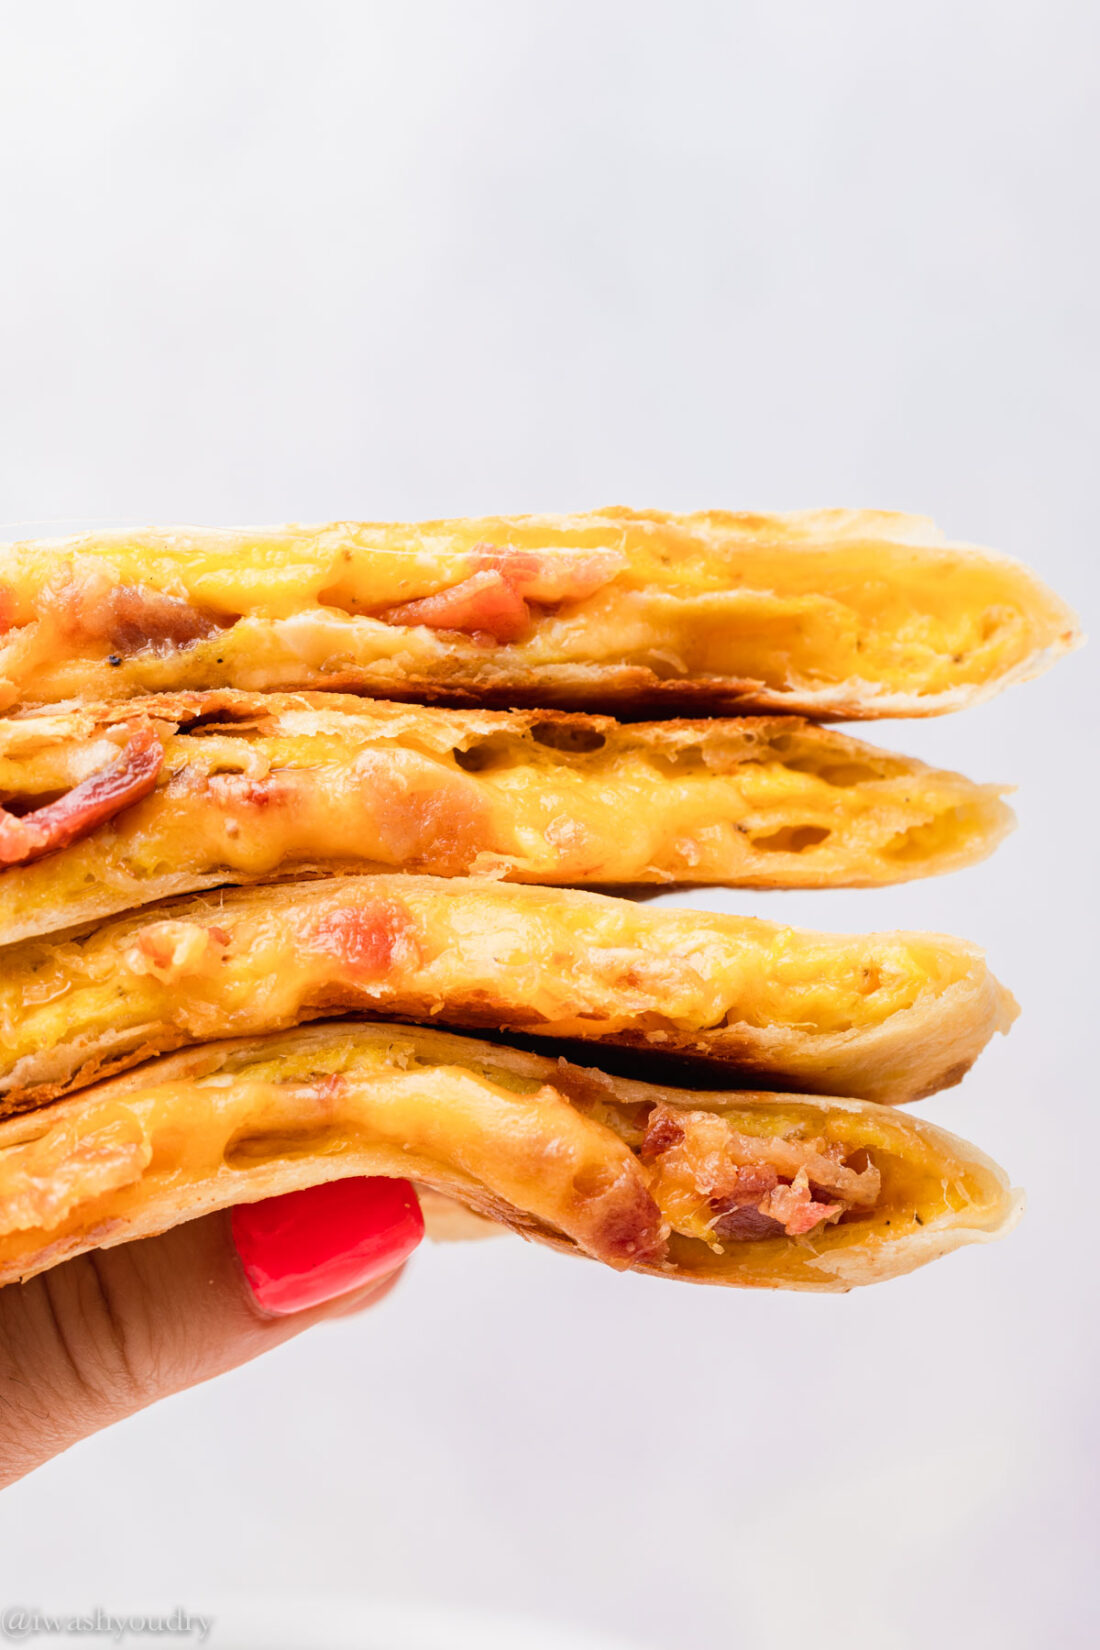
[0,509,1079,1290]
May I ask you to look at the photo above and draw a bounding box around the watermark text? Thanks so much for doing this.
[1,1609,212,1643]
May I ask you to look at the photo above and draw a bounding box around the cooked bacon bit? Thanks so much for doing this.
[761,1170,842,1236]
[564,1119,666,1266]
[378,569,532,644]
[107,585,223,651]
[0,724,163,869]
[713,1205,785,1241]
[586,1167,667,1266]
[639,1102,876,1247]
[352,750,490,876]
[127,919,229,983]
[713,1162,781,1203]
[471,547,541,584]
[642,1105,735,1198]
[722,1126,880,1206]
[376,543,626,644]
[197,768,297,816]
[471,544,627,604]
[309,899,419,979]
[709,1163,785,1238]
[240,776,292,808]
[641,1108,687,1158]
[48,567,225,654]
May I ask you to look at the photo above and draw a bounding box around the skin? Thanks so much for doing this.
[0,1203,406,1489]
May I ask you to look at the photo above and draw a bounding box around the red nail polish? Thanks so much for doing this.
[231,1176,424,1315]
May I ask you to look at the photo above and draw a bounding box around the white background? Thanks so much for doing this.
[0,3,1097,1646]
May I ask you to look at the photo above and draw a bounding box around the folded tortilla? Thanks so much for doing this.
[0,690,1012,943]
[0,510,1077,717]
[0,1022,1019,1291]
[0,874,1015,1114]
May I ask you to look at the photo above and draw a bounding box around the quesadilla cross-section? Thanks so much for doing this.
[0,509,1078,717]
[0,690,1013,943]
[0,1023,1019,1291]
[0,875,1016,1115]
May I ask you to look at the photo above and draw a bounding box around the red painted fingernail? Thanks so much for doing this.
[231,1176,424,1315]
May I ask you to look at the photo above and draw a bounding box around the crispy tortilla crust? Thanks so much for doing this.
[0,1023,1019,1291]
[0,875,1016,1115]
[0,509,1079,717]
[0,690,1013,943]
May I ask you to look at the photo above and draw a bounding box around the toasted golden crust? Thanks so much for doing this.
[0,874,1016,1114]
[0,1022,1019,1291]
[0,509,1079,717]
[0,690,1013,943]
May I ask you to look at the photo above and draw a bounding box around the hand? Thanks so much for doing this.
[0,1176,423,1488]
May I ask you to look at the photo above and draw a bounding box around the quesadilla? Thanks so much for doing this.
[0,1022,1018,1292]
[0,509,1077,717]
[0,690,1012,943]
[0,874,1015,1114]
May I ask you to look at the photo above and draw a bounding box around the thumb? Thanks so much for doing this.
[0,1176,423,1488]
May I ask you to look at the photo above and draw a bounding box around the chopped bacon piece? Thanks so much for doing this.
[712,1162,781,1204]
[351,750,490,876]
[638,1102,875,1247]
[0,725,163,869]
[49,568,224,654]
[640,1107,687,1158]
[378,569,532,644]
[709,1163,785,1238]
[127,919,229,982]
[309,899,419,979]
[580,1155,666,1265]
[376,543,626,644]
[105,586,223,652]
[238,776,296,809]
[471,543,627,604]
[713,1205,785,1241]
[760,1170,842,1237]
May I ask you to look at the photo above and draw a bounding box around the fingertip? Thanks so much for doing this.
[321,1262,409,1320]
[230,1177,424,1317]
